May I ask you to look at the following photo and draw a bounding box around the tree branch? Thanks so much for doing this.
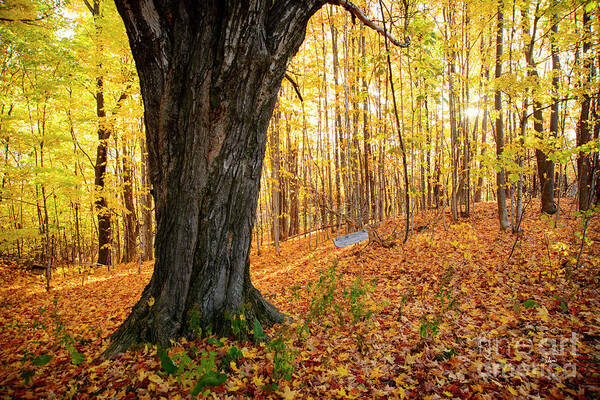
[111,83,133,116]
[0,15,47,24]
[70,130,96,169]
[284,73,303,102]
[327,0,410,47]
[82,0,95,15]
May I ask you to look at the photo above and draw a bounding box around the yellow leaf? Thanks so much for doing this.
[137,369,147,381]
[369,367,382,380]
[148,374,164,385]
[252,375,263,387]
[243,347,259,359]
[393,386,406,399]
[336,365,349,377]
[148,296,155,307]
[537,306,550,322]
[471,384,483,392]
[508,387,518,396]
[279,384,297,400]
[226,377,245,391]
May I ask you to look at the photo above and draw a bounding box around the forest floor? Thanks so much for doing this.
[0,200,599,399]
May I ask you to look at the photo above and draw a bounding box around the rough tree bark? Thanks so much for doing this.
[107,0,406,356]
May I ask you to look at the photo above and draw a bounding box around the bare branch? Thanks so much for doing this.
[111,83,133,116]
[82,0,95,15]
[327,0,410,47]
[0,15,47,24]
[284,73,303,102]
[70,131,96,169]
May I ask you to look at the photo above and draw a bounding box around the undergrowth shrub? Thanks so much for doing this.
[264,336,296,391]
[158,346,228,396]
[300,258,378,353]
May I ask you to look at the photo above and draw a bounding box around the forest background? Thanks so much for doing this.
[1,0,600,398]
[0,0,598,266]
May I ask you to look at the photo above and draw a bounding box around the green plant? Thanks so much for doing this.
[188,303,203,339]
[158,346,228,396]
[49,306,85,365]
[344,276,375,323]
[158,347,179,375]
[290,284,301,300]
[300,260,381,344]
[226,310,250,340]
[436,267,459,313]
[207,337,224,347]
[252,317,266,343]
[19,351,53,384]
[434,346,457,361]
[307,263,342,320]
[219,345,244,372]
[523,299,538,309]
[419,316,440,339]
[267,337,295,386]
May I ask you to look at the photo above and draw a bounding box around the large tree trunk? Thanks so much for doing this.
[107,0,323,355]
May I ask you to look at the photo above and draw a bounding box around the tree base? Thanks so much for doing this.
[103,284,285,358]
[541,202,557,215]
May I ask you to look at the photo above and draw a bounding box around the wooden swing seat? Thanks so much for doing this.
[333,229,369,248]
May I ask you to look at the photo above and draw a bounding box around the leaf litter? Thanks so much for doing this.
[0,201,599,399]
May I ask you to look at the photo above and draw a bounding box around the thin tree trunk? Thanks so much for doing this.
[270,108,281,254]
[494,0,511,230]
[91,0,112,266]
[330,12,344,225]
[379,0,409,242]
[445,8,459,221]
[577,9,594,211]
[140,136,153,261]
[543,4,559,214]
[121,137,139,263]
